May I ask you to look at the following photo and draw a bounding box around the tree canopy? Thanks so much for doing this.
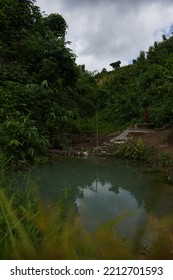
[0,0,98,161]
[110,60,121,70]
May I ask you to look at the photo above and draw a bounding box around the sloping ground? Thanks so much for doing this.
[71,128,173,152]
[50,128,173,157]
[72,128,173,153]
[127,128,173,155]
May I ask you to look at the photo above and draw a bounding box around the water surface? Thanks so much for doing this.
[13,157,173,238]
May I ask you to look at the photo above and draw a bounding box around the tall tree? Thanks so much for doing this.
[110,60,121,70]
[44,13,68,39]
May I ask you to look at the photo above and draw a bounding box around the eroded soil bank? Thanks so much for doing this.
[50,128,173,157]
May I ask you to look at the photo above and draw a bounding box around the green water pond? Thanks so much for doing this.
[11,157,173,238]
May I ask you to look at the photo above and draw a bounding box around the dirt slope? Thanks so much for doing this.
[127,128,173,155]
[72,128,173,155]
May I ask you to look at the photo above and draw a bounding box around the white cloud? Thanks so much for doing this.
[36,0,173,71]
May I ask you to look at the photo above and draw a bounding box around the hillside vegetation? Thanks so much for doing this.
[0,0,99,162]
[1,0,173,261]
[96,34,173,131]
[0,0,173,163]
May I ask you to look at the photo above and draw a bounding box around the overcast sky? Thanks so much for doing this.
[36,0,173,72]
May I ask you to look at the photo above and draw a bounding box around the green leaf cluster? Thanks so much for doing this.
[96,34,173,130]
[0,0,99,161]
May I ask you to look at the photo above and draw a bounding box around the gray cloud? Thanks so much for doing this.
[36,0,173,71]
[45,0,172,9]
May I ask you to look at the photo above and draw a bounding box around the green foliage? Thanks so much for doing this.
[0,188,37,259]
[0,0,100,161]
[43,13,68,38]
[97,34,173,130]
[149,151,172,169]
[2,0,173,164]
[73,117,96,134]
[0,0,105,163]
[97,65,143,130]
[1,115,49,160]
[115,138,149,160]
